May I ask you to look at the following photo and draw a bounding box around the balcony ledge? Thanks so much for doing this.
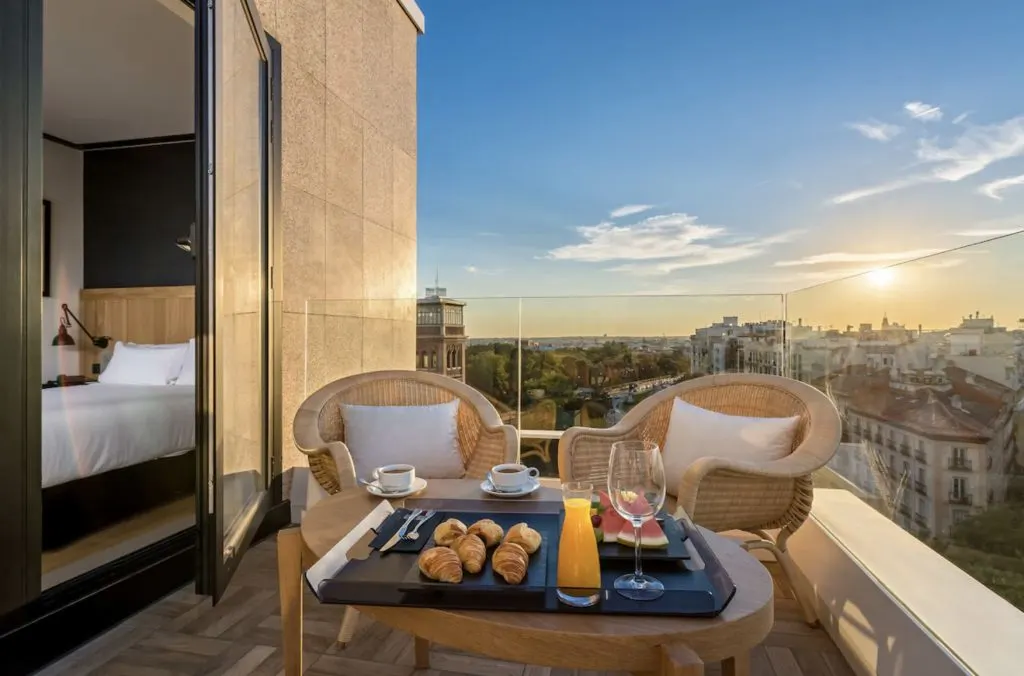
[788,489,1024,676]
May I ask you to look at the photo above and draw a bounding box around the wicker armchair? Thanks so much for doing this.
[558,373,841,625]
[294,370,519,496]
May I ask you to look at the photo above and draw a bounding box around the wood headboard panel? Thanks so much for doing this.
[78,286,195,375]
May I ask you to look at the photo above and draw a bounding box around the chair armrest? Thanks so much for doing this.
[298,440,358,495]
[675,439,830,514]
[466,423,520,478]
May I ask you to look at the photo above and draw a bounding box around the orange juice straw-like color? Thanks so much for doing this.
[557,497,601,590]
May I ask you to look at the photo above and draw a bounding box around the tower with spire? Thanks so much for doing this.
[416,273,468,382]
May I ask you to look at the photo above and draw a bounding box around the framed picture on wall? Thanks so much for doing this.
[43,199,51,297]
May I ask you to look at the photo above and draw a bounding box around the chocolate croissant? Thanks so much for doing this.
[504,522,542,555]
[433,518,468,546]
[492,542,529,584]
[467,519,504,547]
[418,547,463,583]
[450,534,487,574]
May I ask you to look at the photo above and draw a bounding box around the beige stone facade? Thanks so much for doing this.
[253,0,421,475]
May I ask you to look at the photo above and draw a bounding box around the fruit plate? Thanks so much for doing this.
[596,513,691,562]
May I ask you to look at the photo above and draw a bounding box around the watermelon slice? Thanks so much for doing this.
[616,518,669,549]
[612,492,669,549]
[594,491,666,546]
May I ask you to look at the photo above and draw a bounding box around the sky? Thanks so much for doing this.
[414,1,1024,335]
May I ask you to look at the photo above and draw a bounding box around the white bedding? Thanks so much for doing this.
[42,383,195,489]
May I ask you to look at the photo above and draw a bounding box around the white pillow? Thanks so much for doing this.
[660,397,800,497]
[174,339,196,385]
[98,341,189,386]
[341,401,464,481]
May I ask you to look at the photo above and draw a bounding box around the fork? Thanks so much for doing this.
[402,510,436,541]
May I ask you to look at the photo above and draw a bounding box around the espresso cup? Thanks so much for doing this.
[488,463,540,491]
[373,464,416,492]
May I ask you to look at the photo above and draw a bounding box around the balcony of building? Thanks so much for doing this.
[948,457,974,471]
[280,232,1024,676]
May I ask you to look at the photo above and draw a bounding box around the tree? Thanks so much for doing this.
[466,350,510,402]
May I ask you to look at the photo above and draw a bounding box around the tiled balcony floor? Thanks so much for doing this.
[38,536,854,676]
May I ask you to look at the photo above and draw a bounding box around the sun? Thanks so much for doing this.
[866,267,896,288]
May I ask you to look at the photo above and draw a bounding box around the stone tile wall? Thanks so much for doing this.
[254,0,420,477]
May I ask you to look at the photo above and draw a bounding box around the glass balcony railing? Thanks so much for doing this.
[302,231,1024,624]
[787,231,1024,620]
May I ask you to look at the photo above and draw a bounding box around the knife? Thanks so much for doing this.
[379,509,422,553]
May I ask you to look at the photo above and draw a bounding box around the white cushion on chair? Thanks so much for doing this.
[341,400,465,481]
[661,397,800,497]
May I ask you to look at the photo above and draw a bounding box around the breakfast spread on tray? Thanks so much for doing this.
[591,491,669,548]
[418,518,543,584]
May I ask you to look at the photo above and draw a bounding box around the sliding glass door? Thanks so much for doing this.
[195,0,274,601]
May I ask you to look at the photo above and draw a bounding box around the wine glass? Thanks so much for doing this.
[608,440,666,601]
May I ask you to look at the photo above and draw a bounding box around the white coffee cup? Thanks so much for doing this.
[488,463,539,491]
[373,464,416,492]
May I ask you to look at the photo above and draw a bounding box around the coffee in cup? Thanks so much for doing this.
[373,464,416,492]
[488,463,539,491]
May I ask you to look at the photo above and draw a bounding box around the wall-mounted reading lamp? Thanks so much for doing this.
[176,223,195,256]
[52,304,111,348]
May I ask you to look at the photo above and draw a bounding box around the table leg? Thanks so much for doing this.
[660,644,703,676]
[277,528,303,676]
[414,637,431,669]
[722,652,750,676]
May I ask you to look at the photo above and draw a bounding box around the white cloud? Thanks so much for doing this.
[831,116,1024,204]
[922,258,965,269]
[951,228,1024,237]
[904,101,943,121]
[830,176,929,204]
[546,212,800,276]
[953,111,971,124]
[774,248,943,267]
[608,204,654,219]
[463,265,504,276]
[847,119,902,142]
[977,173,1024,200]
[476,231,500,237]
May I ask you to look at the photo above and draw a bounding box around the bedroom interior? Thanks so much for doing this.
[39,0,198,589]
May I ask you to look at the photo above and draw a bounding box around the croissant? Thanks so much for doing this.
[492,542,529,584]
[504,522,542,555]
[433,518,467,546]
[450,534,487,574]
[418,547,463,583]
[467,519,504,547]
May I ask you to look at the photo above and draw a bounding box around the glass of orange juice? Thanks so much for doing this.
[556,481,601,607]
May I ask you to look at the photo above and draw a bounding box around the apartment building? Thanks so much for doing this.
[828,365,1015,536]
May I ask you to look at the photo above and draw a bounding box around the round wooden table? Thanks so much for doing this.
[278,479,773,676]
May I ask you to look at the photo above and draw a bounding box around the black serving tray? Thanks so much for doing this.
[306,502,736,618]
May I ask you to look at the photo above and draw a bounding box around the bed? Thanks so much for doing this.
[43,286,197,550]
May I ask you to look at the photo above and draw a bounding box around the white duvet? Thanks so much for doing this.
[42,383,195,489]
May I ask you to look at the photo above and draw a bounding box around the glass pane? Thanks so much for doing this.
[216,0,265,548]
[787,234,1024,613]
[519,295,786,477]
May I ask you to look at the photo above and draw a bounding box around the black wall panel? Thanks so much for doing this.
[83,142,195,288]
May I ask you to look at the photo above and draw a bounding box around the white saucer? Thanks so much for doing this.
[365,477,427,498]
[480,477,540,498]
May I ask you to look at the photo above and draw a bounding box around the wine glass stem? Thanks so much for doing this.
[633,522,642,581]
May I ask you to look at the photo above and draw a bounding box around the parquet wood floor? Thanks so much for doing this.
[36,535,855,676]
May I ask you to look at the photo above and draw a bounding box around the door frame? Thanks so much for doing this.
[0,0,43,617]
[194,0,283,600]
[0,0,285,668]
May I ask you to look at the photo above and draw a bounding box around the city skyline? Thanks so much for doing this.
[415,1,1024,305]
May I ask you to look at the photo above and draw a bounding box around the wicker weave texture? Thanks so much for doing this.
[558,373,840,538]
[294,371,519,495]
